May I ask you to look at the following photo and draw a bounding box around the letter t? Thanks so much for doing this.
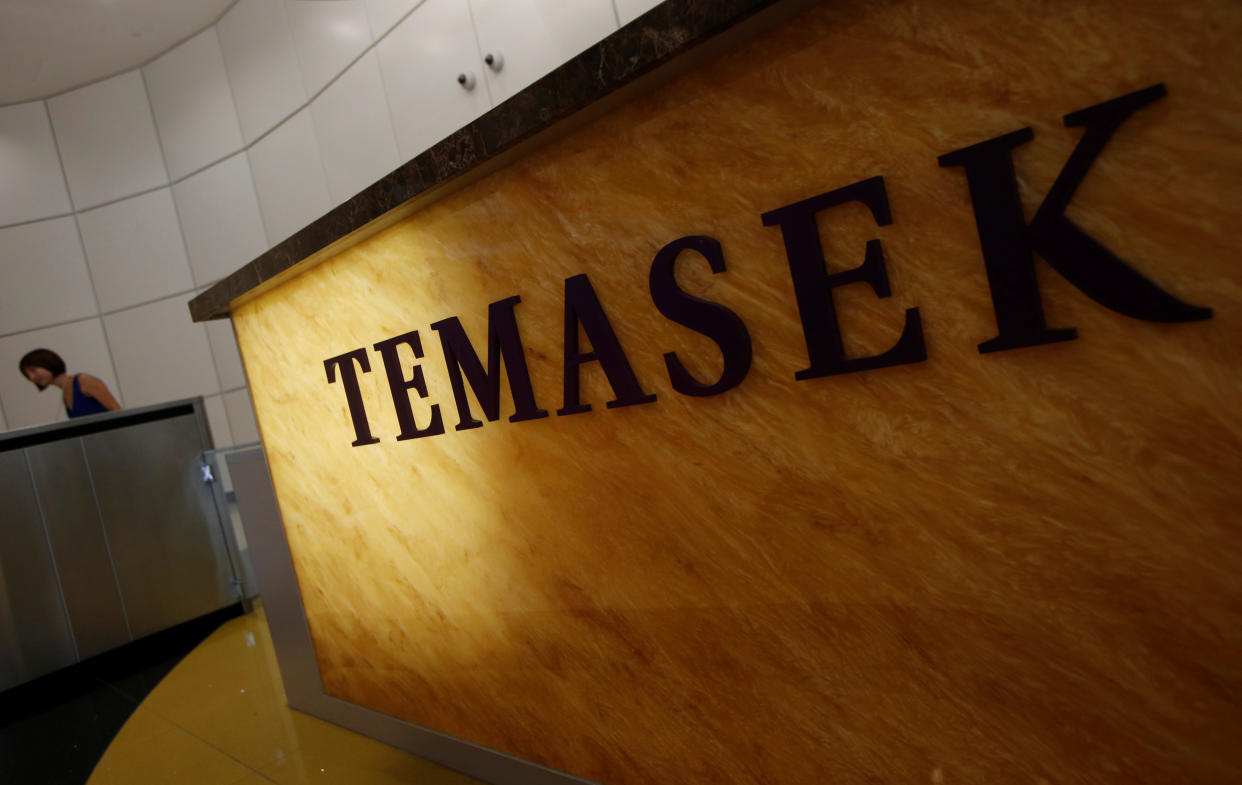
[324,348,380,447]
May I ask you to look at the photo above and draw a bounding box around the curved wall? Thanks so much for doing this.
[0,0,661,443]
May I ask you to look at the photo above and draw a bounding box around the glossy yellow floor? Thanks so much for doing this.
[86,603,484,785]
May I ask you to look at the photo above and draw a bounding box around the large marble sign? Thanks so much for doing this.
[230,1,1242,783]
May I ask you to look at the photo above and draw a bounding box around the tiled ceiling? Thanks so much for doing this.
[0,0,238,105]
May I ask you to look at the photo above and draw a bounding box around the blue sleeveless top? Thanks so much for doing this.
[67,374,110,418]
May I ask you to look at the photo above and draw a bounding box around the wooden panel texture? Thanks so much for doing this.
[231,1,1242,783]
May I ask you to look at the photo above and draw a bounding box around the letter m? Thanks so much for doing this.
[430,295,548,430]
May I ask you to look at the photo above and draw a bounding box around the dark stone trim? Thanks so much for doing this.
[188,0,816,321]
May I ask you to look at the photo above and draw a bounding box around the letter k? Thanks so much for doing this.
[939,84,1211,353]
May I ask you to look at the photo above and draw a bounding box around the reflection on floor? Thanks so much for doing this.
[0,604,243,785]
[0,601,487,785]
[86,602,486,785]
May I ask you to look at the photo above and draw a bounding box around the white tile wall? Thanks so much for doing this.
[361,0,424,40]
[247,108,332,246]
[216,0,308,144]
[0,218,98,334]
[46,71,168,210]
[206,318,248,391]
[469,0,617,105]
[615,0,664,26]
[0,101,73,226]
[144,27,246,181]
[0,0,632,433]
[173,152,269,286]
[310,51,401,204]
[77,189,195,313]
[223,388,261,444]
[0,318,119,429]
[377,0,492,162]
[102,295,220,408]
[203,393,235,448]
[286,0,373,97]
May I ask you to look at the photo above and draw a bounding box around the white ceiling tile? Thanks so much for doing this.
[77,189,195,313]
[247,109,332,246]
[286,0,372,97]
[0,101,72,226]
[216,0,307,144]
[46,71,168,210]
[0,319,119,429]
[103,295,221,408]
[144,27,245,181]
[0,217,98,334]
[173,152,269,286]
[0,0,236,106]
[310,51,400,204]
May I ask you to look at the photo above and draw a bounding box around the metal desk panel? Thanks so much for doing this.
[82,414,234,638]
[0,450,77,690]
[225,448,321,697]
[26,439,132,659]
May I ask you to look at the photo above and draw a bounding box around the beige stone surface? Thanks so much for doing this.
[232,1,1242,783]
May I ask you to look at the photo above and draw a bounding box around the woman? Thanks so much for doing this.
[19,348,121,418]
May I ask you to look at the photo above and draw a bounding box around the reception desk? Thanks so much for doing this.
[0,399,240,691]
[190,1,1242,784]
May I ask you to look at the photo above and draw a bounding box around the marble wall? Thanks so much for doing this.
[230,1,1242,783]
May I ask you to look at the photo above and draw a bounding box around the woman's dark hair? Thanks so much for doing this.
[19,348,66,377]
